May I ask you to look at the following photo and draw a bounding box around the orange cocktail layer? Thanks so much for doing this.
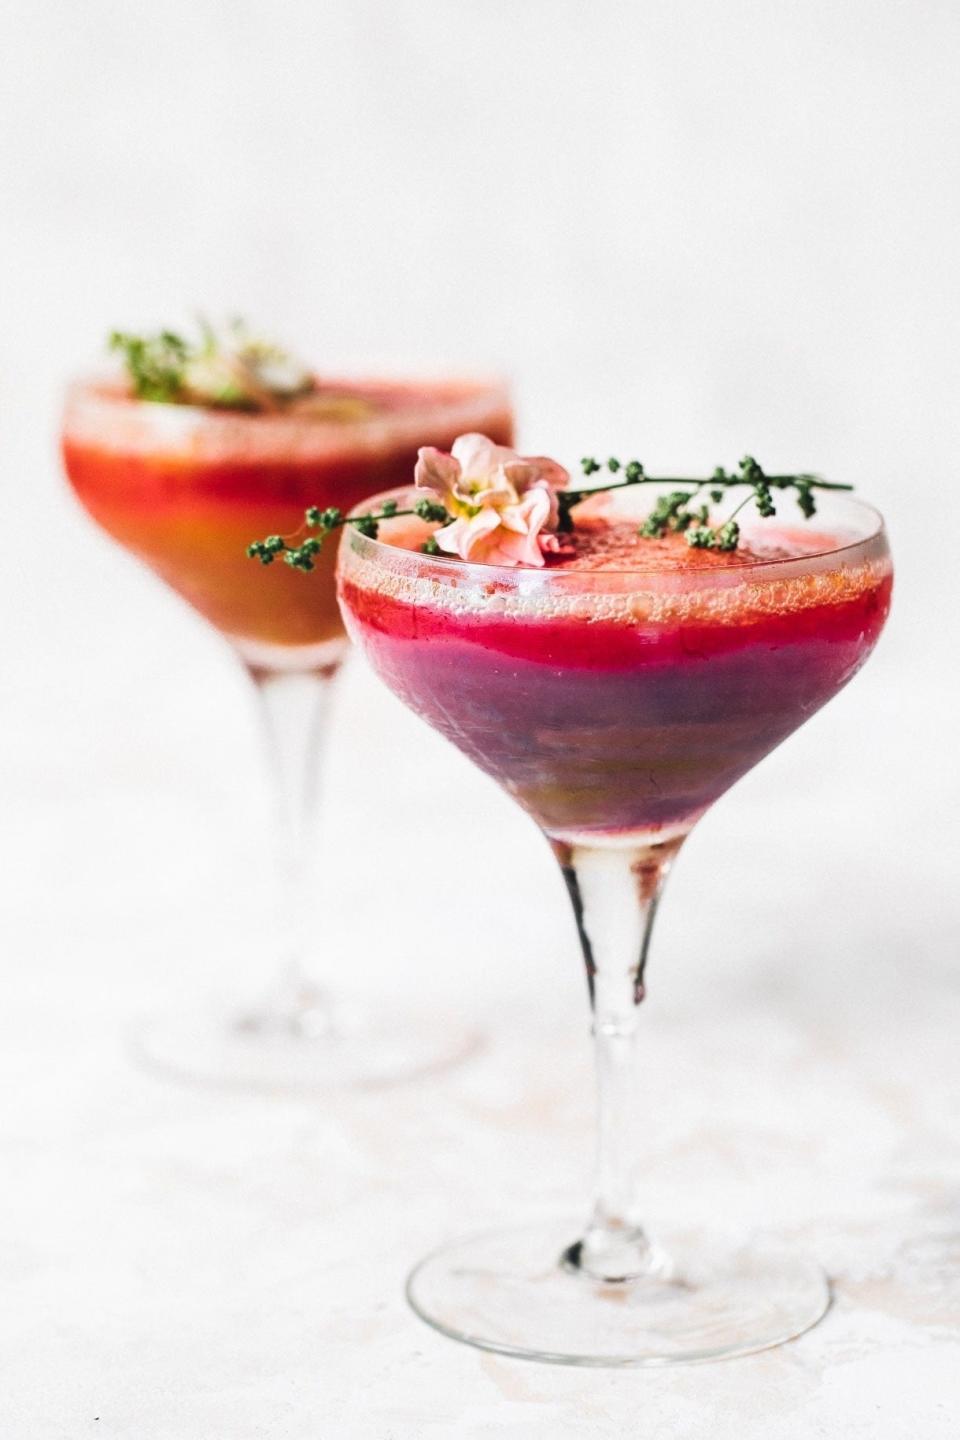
[62,380,513,660]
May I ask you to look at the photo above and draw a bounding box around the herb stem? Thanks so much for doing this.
[250,452,852,568]
[571,455,853,551]
[565,473,852,505]
[248,502,440,570]
[723,491,759,524]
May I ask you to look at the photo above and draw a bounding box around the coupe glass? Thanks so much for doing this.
[338,482,892,1364]
[61,376,513,1090]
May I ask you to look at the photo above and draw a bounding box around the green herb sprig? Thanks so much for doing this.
[563,454,852,550]
[247,497,449,570]
[109,319,314,409]
[248,451,853,570]
[109,330,190,403]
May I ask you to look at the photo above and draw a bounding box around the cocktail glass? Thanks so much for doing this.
[61,376,513,1090]
[338,481,892,1364]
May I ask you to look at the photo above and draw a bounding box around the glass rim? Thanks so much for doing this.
[62,371,512,423]
[61,375,514,464]
[345,485,889,584]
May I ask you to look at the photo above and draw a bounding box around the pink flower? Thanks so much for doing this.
[414,433,569,567]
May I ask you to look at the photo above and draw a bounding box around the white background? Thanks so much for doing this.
[0,3,958,1436]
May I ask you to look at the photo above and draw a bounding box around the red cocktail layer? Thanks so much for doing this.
[62,379,513,669]
[340,517,892,839]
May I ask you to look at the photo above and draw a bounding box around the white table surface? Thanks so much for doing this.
[1,431,957,1437]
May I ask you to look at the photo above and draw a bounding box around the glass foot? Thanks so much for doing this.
[407,1220,830,1367]
[130,1000,482,1093]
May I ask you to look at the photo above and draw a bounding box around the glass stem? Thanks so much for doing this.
[551,834,685,1282]
[244,663,339,1036]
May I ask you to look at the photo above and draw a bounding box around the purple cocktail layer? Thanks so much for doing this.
[339,511,892,840]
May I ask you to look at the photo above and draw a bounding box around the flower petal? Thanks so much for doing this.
[540,531,576,558]
[419,433,568,568]
[483,527,546,568]
[414,446,461,499]
[458,508,504,559]
[503,456,570,493]
[432,517,469,555]
[472,468,518,509]
[433,507,502,561]
[452,432,522,482]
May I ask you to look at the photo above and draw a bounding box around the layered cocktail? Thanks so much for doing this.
[341,496,890,845]
[61,337,513,1089]
[337,449,892,1364]
[63,375,513,673]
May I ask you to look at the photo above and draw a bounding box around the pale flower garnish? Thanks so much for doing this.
[182,320,315,409]
[414,433,569,567]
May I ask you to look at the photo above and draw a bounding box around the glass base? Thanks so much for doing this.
[407,1220,830,1367]
[130,999,482,1094]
